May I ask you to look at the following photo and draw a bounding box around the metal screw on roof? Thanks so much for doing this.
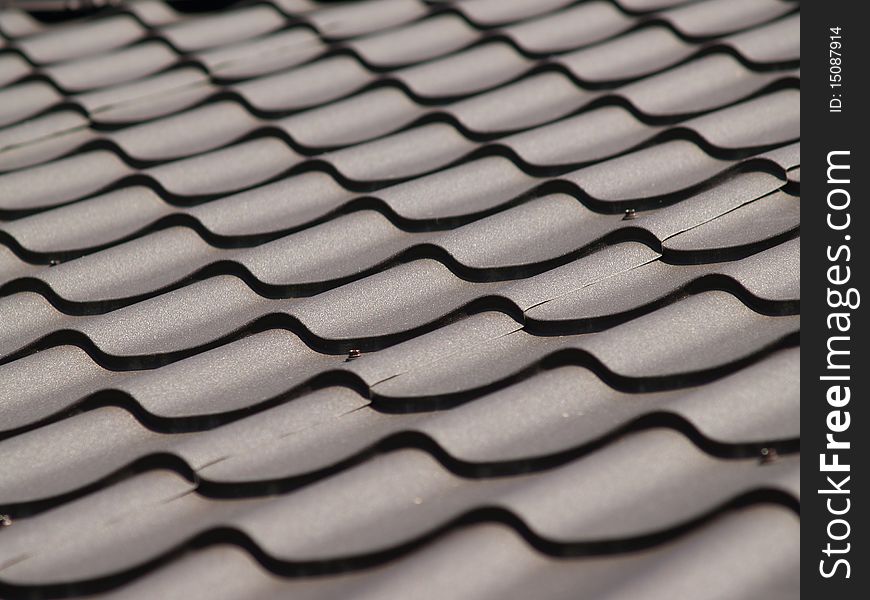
[0,514,11,527]
[48,259,61,267]
[345,349,362,362]
[622,208,638,220]
[759,447,779,464]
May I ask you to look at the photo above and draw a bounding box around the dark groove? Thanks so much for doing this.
[526,272,800,336]
[0,73,800,183]
[0,452,198,519]
[0,139,791,254]
[0,412,799,520]
[0,490,799,599]
[782,176,800,196]
[0,0,795,39]
[373,330,800,411]
[0,2,800,101]
[0,225,667,312]
[0,225,799,322]
[0,256,799,371]
[201,416,801,496]
[0,138,794,221]
[0,298,524,370]
[0,369,370,442]
[0,328,800,443]
[664,225,800,264]
[2,24,800,129]
[2,82,801,213]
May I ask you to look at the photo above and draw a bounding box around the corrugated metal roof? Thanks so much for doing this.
[0,0,799,598]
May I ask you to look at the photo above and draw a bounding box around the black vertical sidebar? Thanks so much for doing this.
[803,1,868,597]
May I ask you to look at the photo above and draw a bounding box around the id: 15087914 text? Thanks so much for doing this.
[829,27,844,113]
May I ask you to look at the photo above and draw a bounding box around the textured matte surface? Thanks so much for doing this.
[0,1,800,599]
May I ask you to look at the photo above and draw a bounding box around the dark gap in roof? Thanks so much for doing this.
[21,0,244,22]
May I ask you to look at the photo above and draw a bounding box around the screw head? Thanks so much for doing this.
[759,447,779,464]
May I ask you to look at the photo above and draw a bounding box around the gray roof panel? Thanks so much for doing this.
[82,506,798,600]
[0,157,788,270]
[728,13,800,64]
[528,237,800,323]
[1,202,796,351]
[0,1,800,597]
[2,53,798,175]
[0,82,63,128]
[235,56,374,112]
[664,191,800,253]
[15,15,145,64]
[501,1,635,54]
[370,291,797,398]
[0,0,797,141]
[348,15,481,67]
[303,0,428,39]
[43,41,180,92]
[451,0,575,26]
[0,429,797,585]
[391,42,534,97]
[665,0,793,37]
[0,344,797,507]
[195,28,325,80]
[74,68,215,122]
[621,53,796,116]
[0,8,43,37]
[0,112,792,210]
[0,357,780,506]
[160,5,286,52]
[558,26,695,82]
[0,54,30,87]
